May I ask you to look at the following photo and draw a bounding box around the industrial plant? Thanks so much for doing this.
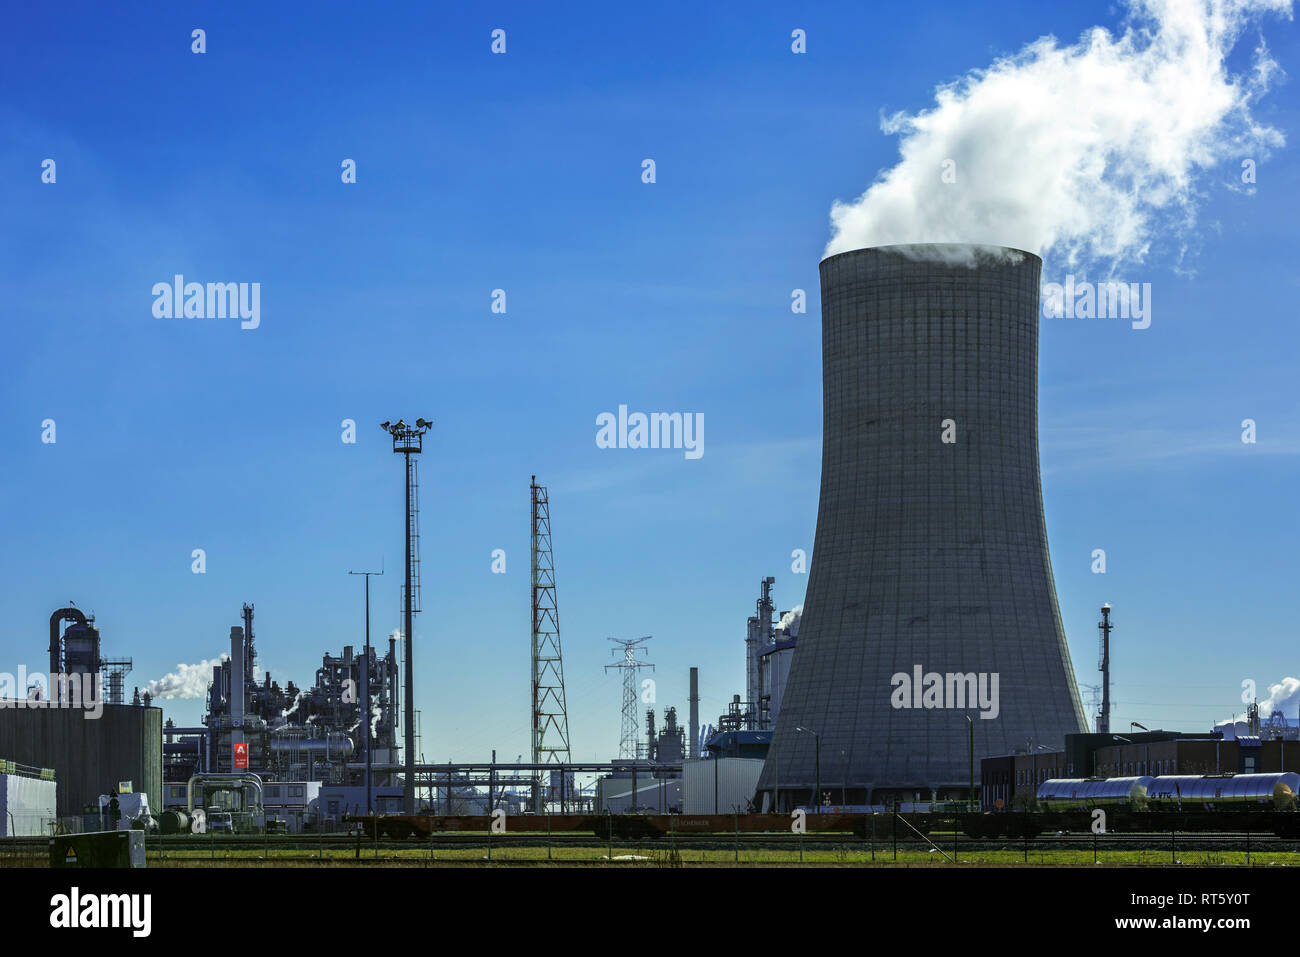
[0,247,1291,863]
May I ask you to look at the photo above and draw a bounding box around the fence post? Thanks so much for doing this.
[1246,829,1250,867]
[1171,829,1175,865]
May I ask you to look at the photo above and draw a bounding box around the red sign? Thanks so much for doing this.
[233,742,249,770]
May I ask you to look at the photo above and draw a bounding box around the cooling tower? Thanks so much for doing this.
[756,244,1087,810]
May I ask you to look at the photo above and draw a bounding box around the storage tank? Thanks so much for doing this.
[757,245,1088,811]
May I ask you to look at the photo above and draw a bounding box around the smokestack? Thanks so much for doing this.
[1098,603,1112,734]
[230,626,245,763]
[388,634,398,757]
[757,245,1087,811]
[689,667,699,760]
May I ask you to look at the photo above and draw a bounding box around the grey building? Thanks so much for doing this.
[0,702,162,818]
[757,244,1087,810]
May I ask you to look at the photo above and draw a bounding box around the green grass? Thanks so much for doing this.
[8,831,1297,868]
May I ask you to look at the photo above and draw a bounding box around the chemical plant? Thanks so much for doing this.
[2,249,1294,855]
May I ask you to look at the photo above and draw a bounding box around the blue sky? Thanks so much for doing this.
[1,1,1297,765]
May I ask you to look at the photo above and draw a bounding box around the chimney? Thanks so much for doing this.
[230,626,245,762]
[689,667,699,759]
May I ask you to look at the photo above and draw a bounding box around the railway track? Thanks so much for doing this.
[4,830,1297,857]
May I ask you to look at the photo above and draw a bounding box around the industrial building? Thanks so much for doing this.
[682,758,763,815]
[980,730,1300,810]
[758,244,1088,811]
[0,608,162,823]
[0,702,161,821]
[164,604,400,791]
[593,707,688,812]
[744,577,799,731]
[595,768,682,814]
[667,579,796,814]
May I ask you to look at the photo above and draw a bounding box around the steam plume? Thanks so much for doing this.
[145,654,228,699]
[825,0,1292,268]
[777,605,803,638]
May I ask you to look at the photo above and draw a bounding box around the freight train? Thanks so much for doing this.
[346,773,1300,840]
[1018,772,1300,838]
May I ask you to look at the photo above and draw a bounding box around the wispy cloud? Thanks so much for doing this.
[1042,423,1300,475]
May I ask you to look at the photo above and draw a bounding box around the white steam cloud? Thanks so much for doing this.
[1260,677,1300,715]
[280,689,307,720]
[825,0,1292,267]
[777,605,803,638]
[1215,677,1300,736]
[145,654,228,700]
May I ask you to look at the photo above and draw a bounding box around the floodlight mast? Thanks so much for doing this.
[381,417,432,814]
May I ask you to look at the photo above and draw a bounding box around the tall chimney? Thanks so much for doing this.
[230,626,245,764]
[689,667,699,760]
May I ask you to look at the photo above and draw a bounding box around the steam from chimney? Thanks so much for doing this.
[1260,677,1300,715]
[777,605,803,638]
[824,0,1292,268]
[145,654,229,699]
[280,689,307,719]
[1216,677,1300,736]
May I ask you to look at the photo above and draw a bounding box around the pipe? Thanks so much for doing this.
[388,636,397,766]
[269,737,355,757]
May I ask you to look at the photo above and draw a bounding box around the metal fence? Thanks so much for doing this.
[2,825,1297,867]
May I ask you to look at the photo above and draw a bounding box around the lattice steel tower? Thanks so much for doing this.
[605,636,653,760]
[530,477,572,797]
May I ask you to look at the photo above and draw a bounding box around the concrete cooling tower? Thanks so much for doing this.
[756,244,1087,811]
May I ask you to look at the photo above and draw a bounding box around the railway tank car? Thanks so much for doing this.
[1027,772,1300,837]
[1144,773,1300,811]
[1036,776,1154,812]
